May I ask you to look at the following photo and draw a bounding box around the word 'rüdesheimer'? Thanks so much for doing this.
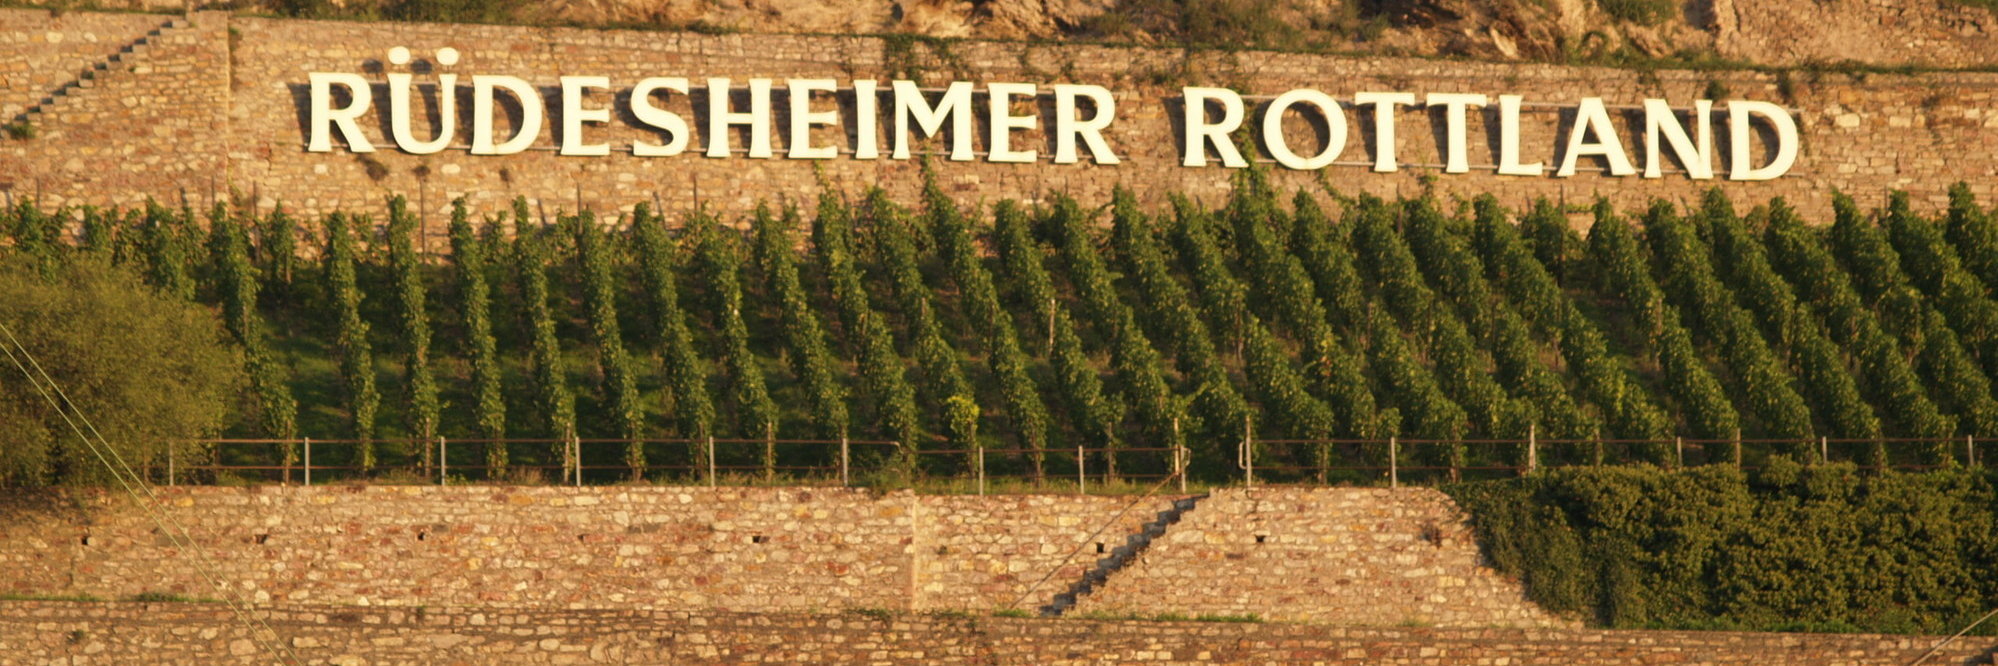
[307,47,1800,181]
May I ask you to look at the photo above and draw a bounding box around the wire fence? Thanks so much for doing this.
[154,431,1990,493]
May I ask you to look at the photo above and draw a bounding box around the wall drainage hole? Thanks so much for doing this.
[1255,535,1267,544]
[751,535,769,544]
[1095,542,1106,554]
[416,532,427,542]
[254,534,270,545]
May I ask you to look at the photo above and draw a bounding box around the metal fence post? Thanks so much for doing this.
[438,437,447,485]
[1969,435,1977,467]
[1239,414,1254,489]
[1389,436,1399,489]
[572,434,582,487]
[977,446,986,496]
[1173,417,1187,493]
[1526,424,1538,476]
[303,437,312,487]
[167,444,176,487]
[1820,436,1829,464]
[840,434,851,487]
[1733,429,1743,468]
[1676,437,1684,468]
[1077,444,1086,495]
[707,435,717,487]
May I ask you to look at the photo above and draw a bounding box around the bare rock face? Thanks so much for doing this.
[33,0,1998,68]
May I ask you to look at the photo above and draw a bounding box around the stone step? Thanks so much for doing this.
[15,17,185,126]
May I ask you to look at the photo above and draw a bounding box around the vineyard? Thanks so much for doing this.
[6,172,1998,487]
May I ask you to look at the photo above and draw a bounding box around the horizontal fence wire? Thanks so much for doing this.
[145,436,1989,493]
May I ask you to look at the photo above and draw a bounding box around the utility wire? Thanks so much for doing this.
[0,321,303,665]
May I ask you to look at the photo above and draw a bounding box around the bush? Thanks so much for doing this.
[1598,0,1676,25]
[0,257,242,486]
[1446,464,1998,633]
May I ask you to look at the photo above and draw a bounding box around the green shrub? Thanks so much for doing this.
[0,256,242,486]
[1598,0,1676,25]
[1447,464,1998,633]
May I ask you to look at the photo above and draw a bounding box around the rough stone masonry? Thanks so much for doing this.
[4,8,1998,230]
[0,486,1562,628]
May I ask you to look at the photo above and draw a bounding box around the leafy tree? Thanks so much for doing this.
[0,257,243,486]
[447,200,508,474]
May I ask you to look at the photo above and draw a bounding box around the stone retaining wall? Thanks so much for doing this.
[0,486,1561,625]
[1072,488,1567,628]
[4,8,1998,228]
[0,486,1186,615]
[1,601,1993,665]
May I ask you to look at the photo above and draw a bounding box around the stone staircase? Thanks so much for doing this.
[1039,493,1206,617]
[10,16,188,127]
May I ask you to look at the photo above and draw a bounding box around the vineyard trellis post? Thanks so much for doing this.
[1733,429,1743,468]
[1527,424,1538,476]
[977,446,986,496]
[839,435,850,487]
[1820,436,1830,465]
[1676,437,1684,468]
[1389,436,1399,489]
[706,435,717,487]
[1077,444,1086,495]
[167,444,176,487]
[303,437,312,487]
[1969,435,1977,467]
[1173,416,1187,493]
[1239,414,1255,489]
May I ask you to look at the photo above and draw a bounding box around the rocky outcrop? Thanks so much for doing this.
[43,0,1998,68]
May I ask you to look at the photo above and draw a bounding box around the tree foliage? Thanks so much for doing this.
[0,257,242,486]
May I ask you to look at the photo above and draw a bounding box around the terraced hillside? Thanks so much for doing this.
[5,174,1997,485]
